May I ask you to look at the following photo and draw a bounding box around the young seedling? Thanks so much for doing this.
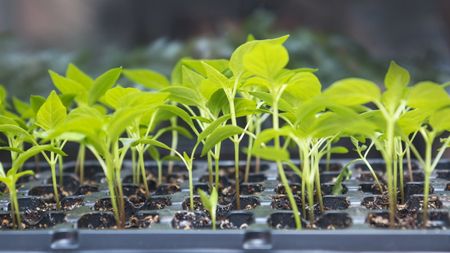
[400,81,450,225]
[35,91,70,209]
[0,144,65,229]
[198,187,218,230]
[49,65,122,183]
[324,61,412,227]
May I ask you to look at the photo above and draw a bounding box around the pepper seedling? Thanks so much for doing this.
[198,187,218,230]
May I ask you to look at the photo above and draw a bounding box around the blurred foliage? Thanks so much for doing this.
[0,9,448,100]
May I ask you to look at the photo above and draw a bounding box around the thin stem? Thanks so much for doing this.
[188,167,194,211]
[131,147,137,184]
[214,145,221,188]
[9,182,22,229]
[168,116,178,175]
[138,150,150,196]
[207,152,213,187]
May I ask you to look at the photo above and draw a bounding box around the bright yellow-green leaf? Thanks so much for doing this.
[201,125,243,156]
[230,35,289,75]
[407,81,450,110]
[285,72,321,102]
[325,78,380,105]
[101,86,141,109]
[49,70,88,103]
[250,146,290,161]
[243,43,288,79]
[430,108,450,132]
[36,91,67,131]
[385,61,410,90]
[123,69,170,90]
[66,63,93,90]
[88,67,122,105]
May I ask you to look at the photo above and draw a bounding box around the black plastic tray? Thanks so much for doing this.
[0,159,449,252]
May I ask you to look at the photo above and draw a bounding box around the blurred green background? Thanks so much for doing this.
[0,0,449,99]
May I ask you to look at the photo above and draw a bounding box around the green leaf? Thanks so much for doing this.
[157,105,195,130]
[197,114,231,144]
[30,95,46,114]
[430,108,450,132]
[66,63,93,90]
[147,146,160,161]
[11,145,66,175]
[331,165,352,195]
[0,147,23,153]
[324,78,380,105]
[36,91,67,131]
[13,170,35,182]
[133,138,172,151]
[230,35,289,75]
[250,146,289,161]
[254,127,292,147]
[284,72,321,102]
[385,61,410,90]
[202,62,230,91]
[88,67,122,105]
[123,69,170,90]
[12,97,33,119]
[49,70,88,103]
[398,109,429,136]
[160,85,203,106]
[0,124,32,139]
[407,81,450,110]
[201,125,243,156]
[107,107,147,141]
[243,42,288,79]
[101,86,140,109]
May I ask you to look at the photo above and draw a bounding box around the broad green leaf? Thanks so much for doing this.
[107,107,148,141]
[230,35,289,75]
[66,63,93,90]
[181,65,205,89]
[160,85,203,106]
[157,105,195,130]
[0,124,32,139]
[254,127,292,147]
[430,108,450,132]
[88,67,122,105]
[284,72,321,102]
[324,78,380,105]
[197,114,231,144]
[101,86,140,109]
[397,109,429,136]
[11,145,66,175]
[201,125,243,156]
[385,61,410,90]
[202,62,230,90]
[36,91,67,131]
[206,89,228,117]
[249,91,293,112]
[243,42,288,79]
[12,97,33,119]
[30,95,46,114]
[49,70,88,102]
[407,81,450,110]
[250,146,289,161]
[123,69,170,90]
[181,59,229,78]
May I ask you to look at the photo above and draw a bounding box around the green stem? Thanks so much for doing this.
[9,182,21,229]
[214,145,221,188]
[188,167,194,211]
[58,155,64,186]
[138,150,150,196]
[385,119,396,227]
[50,160,61,210]
[168,116,178,175]
[131,147,137,184]
[78,144,85,184]
[422,134,433,227]
[207,152,213,187]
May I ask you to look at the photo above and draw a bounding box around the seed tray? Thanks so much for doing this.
[0,159,449,252]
